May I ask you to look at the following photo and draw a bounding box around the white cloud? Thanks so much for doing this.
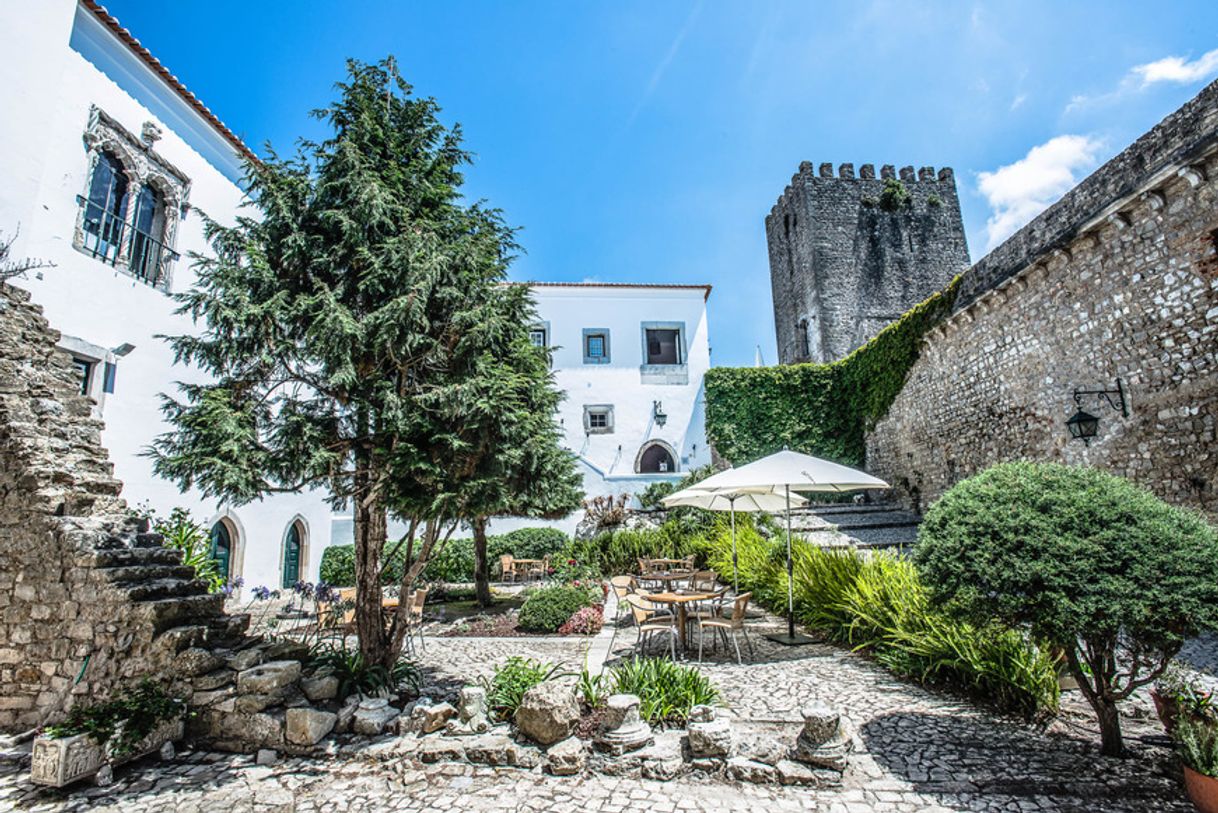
[625,0,704,129]
[977,135,1103,250]
[1133,47,1218,86]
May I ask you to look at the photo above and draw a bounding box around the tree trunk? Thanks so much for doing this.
[1091,693,1125,757]
[353,462,389,666]
[1066,648,1125,757]
[473,516,492,608]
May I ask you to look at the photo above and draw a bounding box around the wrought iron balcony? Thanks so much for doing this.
[76,195,179,287]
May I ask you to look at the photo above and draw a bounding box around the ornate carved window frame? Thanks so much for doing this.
[75,106,192,292]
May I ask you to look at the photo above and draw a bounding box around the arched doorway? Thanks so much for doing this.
[282,519,305,588]
[209,519,235,582]
[636,441,678,474]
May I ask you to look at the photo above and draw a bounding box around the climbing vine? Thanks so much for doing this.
[705,277,960,466]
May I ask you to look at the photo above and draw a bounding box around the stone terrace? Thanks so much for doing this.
[1,607,1194,813]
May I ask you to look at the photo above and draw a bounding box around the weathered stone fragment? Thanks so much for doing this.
[352,697,399,735]
[727,756,777,784]
[286,707,338,746]
[515,682,580,746]
[545,736,586,776]
[593,693,653,755]
[236,661,301,695]
[686,704,732,758]
[300,672,339,702]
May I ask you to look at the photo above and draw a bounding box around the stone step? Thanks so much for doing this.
[819,510,920,529]
[91,547,184,568]
[122,578,212,602]
[805,504,904,516]
[100,564,198,584]
[138,593,227,634]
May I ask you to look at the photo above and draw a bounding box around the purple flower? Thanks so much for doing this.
[252,585,274,601]
[291,581,315,598]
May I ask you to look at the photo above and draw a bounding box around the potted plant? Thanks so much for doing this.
[30,680,185,788]
[1155,665,1216,735]
[1174,715,1218,813]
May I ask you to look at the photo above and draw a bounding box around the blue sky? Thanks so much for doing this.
[103,1,1218,366]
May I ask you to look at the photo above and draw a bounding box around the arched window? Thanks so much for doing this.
[282,520,305,588]
[129,184,166,284]
[637,442,677,474]
[209,520,234,581]
[81,150,128,263]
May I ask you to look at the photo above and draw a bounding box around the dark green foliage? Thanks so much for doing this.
[517,584,599,632]
[308,642,420,701]
[144,58,579,666]
[637,480,678,509]
[878,178,912,211]
[704,278,959,466]
[917,461,1218,753]
[151,508,224,593]
[496,527,569,560]
[318,526,569,586]
[480,656,565,720]
[44,679,183,758]
[700,521,1060,716]
[609,657,720,724]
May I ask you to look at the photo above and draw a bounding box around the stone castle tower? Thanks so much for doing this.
[767,162,971,364]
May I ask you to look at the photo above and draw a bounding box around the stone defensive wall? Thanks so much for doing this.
[866,79,1218,519]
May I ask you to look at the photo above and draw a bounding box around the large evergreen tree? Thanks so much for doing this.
[149,59,580,665]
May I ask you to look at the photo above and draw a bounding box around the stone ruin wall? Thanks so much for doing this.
[0,282,231,733]
[767,162,971,365]
[866,79,1218,520]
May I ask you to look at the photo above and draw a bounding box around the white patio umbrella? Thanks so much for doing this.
[686,450,890,645]
[660,488,809,593]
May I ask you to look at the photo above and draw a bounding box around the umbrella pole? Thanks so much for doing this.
[767,483,814,646]
[786,484,795,639]
[730,499,738,594]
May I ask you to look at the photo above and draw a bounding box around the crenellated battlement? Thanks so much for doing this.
[769,163,958,221]
[766,159,970,364]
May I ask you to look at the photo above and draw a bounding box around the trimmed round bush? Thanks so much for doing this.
[916,461,1218,756]
[518,584,598,633]
[497,527,569,561]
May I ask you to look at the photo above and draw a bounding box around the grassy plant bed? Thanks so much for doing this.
[701,518,1060,718]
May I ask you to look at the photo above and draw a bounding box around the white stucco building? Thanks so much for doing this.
[527,282,712,500]
[0,0,333,592]
[2,2,714,570]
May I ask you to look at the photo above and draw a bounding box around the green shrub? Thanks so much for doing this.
[517,584,599,632]
[496,527,569,561]
[565,519,714,576]
[917,461,1218,755]
[638,480,678,509]
[44,679,184,758]
[480,657,565,720]
[153,508,224,593]
[610,657,720,724]
[699,517,1060,718]
[308,642,420,701]
[318,526,571,586]
[1175,716,1218,777]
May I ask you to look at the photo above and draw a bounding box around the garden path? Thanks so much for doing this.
[0,605,1200,812]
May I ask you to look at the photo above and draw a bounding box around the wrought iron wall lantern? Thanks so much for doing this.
[653,401,668,427]
[1066,378,1128,445]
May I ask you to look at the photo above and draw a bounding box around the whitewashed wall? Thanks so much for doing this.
[0,1,336,593]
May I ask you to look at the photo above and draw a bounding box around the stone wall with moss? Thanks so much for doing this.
[866,82,1218,518]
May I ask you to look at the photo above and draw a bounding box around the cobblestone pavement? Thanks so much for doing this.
[0,609,1199,812]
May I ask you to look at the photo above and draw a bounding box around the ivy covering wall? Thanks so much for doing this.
[705,277,960,466]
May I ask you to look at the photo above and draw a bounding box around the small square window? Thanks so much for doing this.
[529,327,548,348]
[71,357,93,396]
[583,405,614,434]
[583,329,611,364]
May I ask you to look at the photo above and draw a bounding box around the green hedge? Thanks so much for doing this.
[701,520,1059,717]
[562,518,718,577]
[318,527,570,586]
[517,584,600,632]
[704,277,959,466]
